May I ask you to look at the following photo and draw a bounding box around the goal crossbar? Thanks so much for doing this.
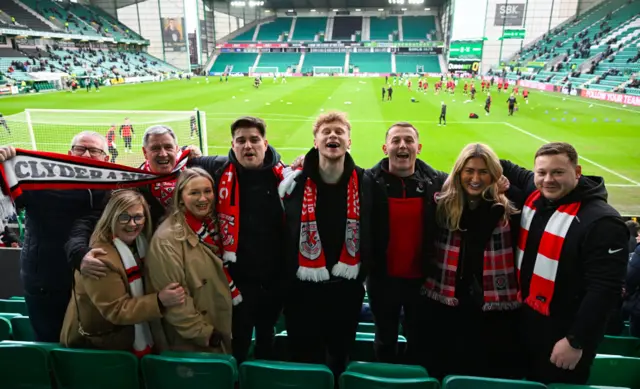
[313,66,343,75]
[249,66,279,74]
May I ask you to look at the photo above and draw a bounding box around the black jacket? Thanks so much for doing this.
[64,155,228,271]
[368,158,448,279]
[19,189,109,291]
[208,146,285,287]
[501,159,628,351]
[283,148,373,286]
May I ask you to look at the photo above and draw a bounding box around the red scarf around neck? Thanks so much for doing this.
[516,190,581,316]
[184,211,242,305]
[141,160,185,208]
[297,170,361,282]
[216,161,289,263]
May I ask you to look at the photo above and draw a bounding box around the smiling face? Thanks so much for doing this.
[383,125,421,177]
[460,156,492,199]
[142,133,178,174]
[232,127,268,169]
[114,204,145,245]
[534,154,581,201]
[314,121,351,161]
[181,176,214,219]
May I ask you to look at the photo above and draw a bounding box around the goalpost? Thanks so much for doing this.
[249,66,279,76]
[313,66,343,76]
[0,109,208,167]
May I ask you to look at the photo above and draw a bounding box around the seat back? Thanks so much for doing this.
[142,354,235,389]
[51,348,139,389]
[160,351,238,379]
[11,316,36,341]
[0,316,12,341]
[588,355,640,387]
[0,344,52,389]
[597,336,640,357]
[347,361,428,379]
[340,372,440,389]
[240,360,334,389]
[0,299,29,315]
[443,376,546,389]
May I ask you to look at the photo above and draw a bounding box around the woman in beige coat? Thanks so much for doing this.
[146,168,233,354]
[60,189,185,355]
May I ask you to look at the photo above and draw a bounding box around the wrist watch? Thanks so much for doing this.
[567,335,583,350]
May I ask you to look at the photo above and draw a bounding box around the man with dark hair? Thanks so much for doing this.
[439,102,447,126]
[368,122,447,364]
[210,115,292,365]
[501,142,628,384]
[281,111,373,381]
[626,220,639,253]
[507,93,518,116]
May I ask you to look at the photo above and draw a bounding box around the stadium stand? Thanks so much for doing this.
[257,18,292,41]
[369,17,398,41]
[255,52,301,72]
[0,0,54,32]
[291,17,326,41]
[20,0,101,37]
[231,24,259,42]
[79,3,144,40]
[350,52,391,73]
[211,52,259,73]
[402,16,436,40]
[302,52,346,72]
[333,16,362,41]
[395,54,441,73]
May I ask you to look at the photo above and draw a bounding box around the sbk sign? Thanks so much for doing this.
[495,3,525,26]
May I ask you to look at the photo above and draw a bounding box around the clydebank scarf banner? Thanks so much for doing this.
[0,148,190,200]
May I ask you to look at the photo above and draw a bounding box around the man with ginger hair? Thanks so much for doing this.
[280,111,373,380]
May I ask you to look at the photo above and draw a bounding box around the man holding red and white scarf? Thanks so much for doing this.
[281,112,373,380]
[205,116,292,365]
[501,142,628,384]
[65,125,227,280]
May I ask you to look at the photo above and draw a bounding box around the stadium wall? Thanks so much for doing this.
[481,0,580,71]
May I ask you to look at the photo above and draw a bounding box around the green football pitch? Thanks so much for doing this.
[1,77,639,216]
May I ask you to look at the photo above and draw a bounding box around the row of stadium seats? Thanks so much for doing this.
[231,16,437,42]
[0,0,142,41]
[210,52,442,73]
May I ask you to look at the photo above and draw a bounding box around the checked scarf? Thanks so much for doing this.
[297,170,361,282]
[516,190,581,316]
[422,221,520,311]
[184,211,243,306]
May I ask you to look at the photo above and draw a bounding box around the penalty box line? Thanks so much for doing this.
[501,122,640,187]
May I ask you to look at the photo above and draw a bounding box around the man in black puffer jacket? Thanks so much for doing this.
[501,142,628,384]
[367,122,448,365]
[0,132,110,342]
[281,112,373,382]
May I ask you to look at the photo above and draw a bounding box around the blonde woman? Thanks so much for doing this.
[419,143,523,379]
[60,190,186,356]
[146,168,233,353]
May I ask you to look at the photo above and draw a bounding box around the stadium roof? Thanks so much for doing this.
[236,0,445,10]
[92,0,140,9]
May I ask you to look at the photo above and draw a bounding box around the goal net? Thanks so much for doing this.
[313,66,343,76]
[249,66,279,76]
[0,109,208,167]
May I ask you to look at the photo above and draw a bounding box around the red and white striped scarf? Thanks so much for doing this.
[141,160,186,208]
[215,161,291,263]
[422,221,520,311]
[516,190,581,316]
[184,211,243,306]
[112,236,153,358]
[297,170,361,282]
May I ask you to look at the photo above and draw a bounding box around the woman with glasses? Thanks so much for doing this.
[146,168,233,353]
[60,189,186,355]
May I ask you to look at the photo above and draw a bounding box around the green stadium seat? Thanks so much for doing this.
[51,348,139,389]
[357,322,375,333]
[0,344,53,389]
[597,336,640,357]
[347,361,428,378]
[548,385,629,389]
[340,372,440,389]
[142,354,236,389]
[0,316,12,341]
[587,356,640,387]
[442,376,546,389]
[0,299,29,315]
[161,350,238,379]
[10,296,25,301]
[0,340,59,350]
[240,360,334,389]
[10,316,36,341]
[351,335,406,362]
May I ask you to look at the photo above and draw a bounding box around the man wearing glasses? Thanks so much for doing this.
[0,131,110,342]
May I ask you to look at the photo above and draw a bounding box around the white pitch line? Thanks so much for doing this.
[502,122,640,187]
[608,184,640,188]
